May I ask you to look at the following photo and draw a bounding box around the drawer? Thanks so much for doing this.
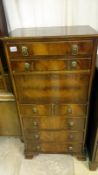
[19,104,51,116]
[22,117,85,130]
[24,130,83,143]
[11,59,91,72]
[7,40,93,57]
[14,73,90,103]
[54,104,87,116]
[25,142,82,153]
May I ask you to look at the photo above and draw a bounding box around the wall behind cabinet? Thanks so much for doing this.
[3,0,98,32]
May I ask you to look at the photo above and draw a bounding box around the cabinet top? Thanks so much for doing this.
[7,26,98,39]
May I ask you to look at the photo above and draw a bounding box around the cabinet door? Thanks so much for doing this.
[13,72,90,104]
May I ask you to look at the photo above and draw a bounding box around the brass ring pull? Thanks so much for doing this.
[68,121,74,127]
[32,107,38,113]
[21,46,29,56]
[33,121,38,127]
[34,134,40,139]
[67,106,72,114]
[71,61,77,68]
[36,145,41,150]
[68,146,73,151]
[69,135,74,140]
[71,44,78,55]
[24,62,30,71]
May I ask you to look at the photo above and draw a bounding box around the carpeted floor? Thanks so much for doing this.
[0,137,74,175]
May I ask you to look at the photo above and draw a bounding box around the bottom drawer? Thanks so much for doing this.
[25,142,82,153]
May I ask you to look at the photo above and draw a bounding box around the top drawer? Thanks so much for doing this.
[7,40,93,58]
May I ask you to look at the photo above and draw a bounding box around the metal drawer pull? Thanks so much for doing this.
[67,106,72,114]
[68,121,74,127]
[36,145,41,150]
[69,135,74,140]
[32,107,38,113]
[71,44,78,55]
[68,146,73,151]
[71,61,77,68]
[21,46,29,56]
[34,134,40,139]
[24,62,30,71]
[33,121,38,126]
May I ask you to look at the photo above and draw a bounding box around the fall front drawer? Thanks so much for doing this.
[19,104,87,117]
[24,130,83,143]
[13,73,90,103]
[11,58,91,72]
[7,40,93,57]
[22,117,85,130]
[25,142,82,153]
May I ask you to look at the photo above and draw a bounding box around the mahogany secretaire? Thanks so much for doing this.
[2,26,98,159]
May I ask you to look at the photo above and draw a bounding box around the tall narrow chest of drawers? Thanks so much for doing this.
[3,26,97,158]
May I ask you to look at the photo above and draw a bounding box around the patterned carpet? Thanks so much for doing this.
[0,137,74,175]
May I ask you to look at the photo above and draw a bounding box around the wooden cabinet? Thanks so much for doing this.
[3,26,97,159]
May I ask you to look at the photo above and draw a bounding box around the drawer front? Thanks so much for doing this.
[19,104,51,116]
[14,73,90,103]
[7,40,93,57]
[25,142,82,153]
[11,59,91,72]
[54,104,87,116]
[19,104,87,117]
[22,117,85,130]
[24,130,83,143]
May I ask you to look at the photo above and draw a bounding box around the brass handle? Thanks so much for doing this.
[67,106,72,114]
[24,62,30,71]
[71,61,77,68]
[32,107,38,113]
[68,146,73,151]
[71,44,78,55]
[34,134,40,139]
[36,145,41,150]
[33,121,38,127]
[68,121,74,127]
[69,135,74,140]
[21,46,29,56]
